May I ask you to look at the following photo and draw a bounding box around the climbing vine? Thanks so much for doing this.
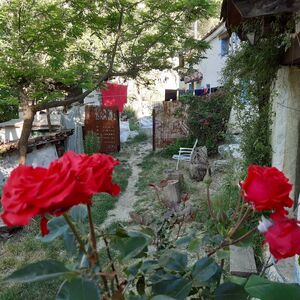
[222,17,294,166]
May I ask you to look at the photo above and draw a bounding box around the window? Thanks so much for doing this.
[221,38,229,57]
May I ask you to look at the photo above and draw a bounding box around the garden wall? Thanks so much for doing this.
[270,66,300,283]
[153,101,188,150]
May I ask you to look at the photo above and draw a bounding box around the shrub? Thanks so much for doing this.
[157,137,195,157]
[84,132,100,155]
[179,90,232,154]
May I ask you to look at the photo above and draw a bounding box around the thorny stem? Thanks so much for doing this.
[217,259,225,286]
[63,214,87,255]
[86,204,110,297]
[233,193,243,221]
[87,204,98,261]
[208,227,257,257]
[175,217,184,241]
[228,206,252,239]
[103,233,120,289]
[260,255,274,276]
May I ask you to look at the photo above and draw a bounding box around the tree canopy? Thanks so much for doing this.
[0,0,217,162]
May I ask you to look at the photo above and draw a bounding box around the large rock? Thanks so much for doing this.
[211,159,230,173]
[189,146,208,181]
[218,144,242,159]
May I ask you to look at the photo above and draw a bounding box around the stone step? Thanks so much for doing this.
[230,245,257,277]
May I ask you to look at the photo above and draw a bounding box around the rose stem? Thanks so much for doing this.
[217,259,225,286]
[87,204,98,260]
[103,233,120,289]
[228,206,252,239]
[63,214,87,255]
[206,185,215,220]
[233,193,242,221]
[86,204,110,297]
[208,227,257,257]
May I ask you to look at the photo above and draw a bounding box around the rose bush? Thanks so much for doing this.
[241,165,293,214]
[264,216,300,260]
[0,151,120,235]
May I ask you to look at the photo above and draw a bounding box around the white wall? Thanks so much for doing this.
[180,23,239,90]
[271,66,300,201]
[270,66,300,284]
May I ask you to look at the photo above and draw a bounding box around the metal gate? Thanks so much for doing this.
[84,106,120,153]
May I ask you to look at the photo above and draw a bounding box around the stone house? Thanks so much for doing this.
[221,0,300,283]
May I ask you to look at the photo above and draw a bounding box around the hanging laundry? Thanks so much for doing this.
[195,89,205,96]
[101,83,128,112]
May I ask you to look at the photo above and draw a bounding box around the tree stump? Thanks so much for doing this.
[160,179,181,205]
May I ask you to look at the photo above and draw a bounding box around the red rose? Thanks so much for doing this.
[241,165,293,213]
[0,151,120,235]
[264,216,300,260]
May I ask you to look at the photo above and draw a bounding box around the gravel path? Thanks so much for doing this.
[102,141,152,228]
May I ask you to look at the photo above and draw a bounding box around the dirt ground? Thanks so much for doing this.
[102,139,227,227]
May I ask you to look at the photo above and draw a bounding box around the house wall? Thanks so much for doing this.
[197,28,228,88]
[271,66,300,201]
[270,66,300,283]
[180,23,239,91]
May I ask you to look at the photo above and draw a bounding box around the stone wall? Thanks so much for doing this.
[270,66,300,283]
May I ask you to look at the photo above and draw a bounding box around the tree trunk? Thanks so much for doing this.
[18,105,35,165]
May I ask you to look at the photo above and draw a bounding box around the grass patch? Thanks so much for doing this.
[0,222,65,299]
[92,162,132,225]
[0,160,132,298]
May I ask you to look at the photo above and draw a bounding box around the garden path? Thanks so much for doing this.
[102,140,152,228]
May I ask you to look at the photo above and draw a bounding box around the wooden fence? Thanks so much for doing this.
[153,101,188,150]
[84,106,120,153]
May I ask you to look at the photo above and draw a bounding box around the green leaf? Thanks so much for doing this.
[191,257,221,286]
[113,236,148,260]
[215,282,248,300]
[228,276,248,286]
[126,261,143,277]
[188,238,202,252]
[140,260,158,274]
[216,250,230,259]
[245,275,300,300]
[63,228,77,255]
[70,205,87,223]
[151,275,192,300]
[176,235,193,246]
[56,277,100,300]
[5,260,71,283]
[37,217,68,242]
[158,251,188,272]
[136,276,146,295]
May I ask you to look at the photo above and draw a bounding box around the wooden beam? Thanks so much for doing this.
[234,0,300,18]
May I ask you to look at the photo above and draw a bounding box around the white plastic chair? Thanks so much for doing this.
[172,139,198,170]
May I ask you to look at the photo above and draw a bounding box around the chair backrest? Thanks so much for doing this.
[192,139,198,152]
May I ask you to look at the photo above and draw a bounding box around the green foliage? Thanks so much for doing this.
[179,90,232,153]
[122,106,137,121]
[92,163,132,225]
[84,132,100,155]
[0,99,19,122]
[57,278,100,300]
[157,137,195,157]
[221,18,293,166]
[0,0,217,109]
[4,260,71,283]
[130,131,149,144]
